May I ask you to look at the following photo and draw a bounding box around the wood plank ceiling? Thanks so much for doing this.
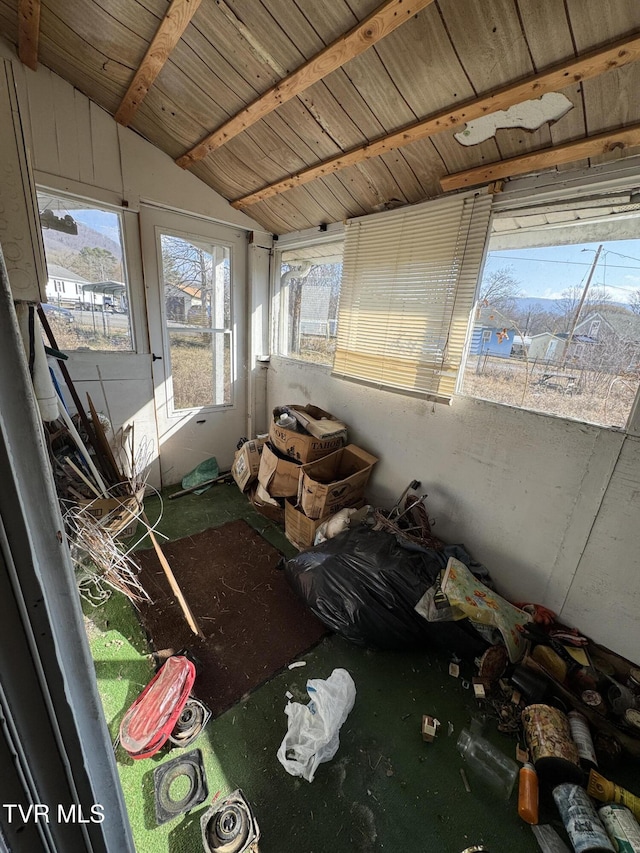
[1,0,640,234]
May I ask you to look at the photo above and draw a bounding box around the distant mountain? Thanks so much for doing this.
[512,297,565,314]
[512,296,629,314]
[41,221,122,260]
[74,210,122,247]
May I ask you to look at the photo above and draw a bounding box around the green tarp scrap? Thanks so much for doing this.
[181,457,219,495]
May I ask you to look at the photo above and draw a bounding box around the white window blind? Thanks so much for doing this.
[333,191,493,402]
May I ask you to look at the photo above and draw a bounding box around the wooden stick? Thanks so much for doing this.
[64,456,102,499]
[177,0,436,166]
[168,472,231,500]
[141,512,204,639]
[87,393,124,488]
[57,401,109,496]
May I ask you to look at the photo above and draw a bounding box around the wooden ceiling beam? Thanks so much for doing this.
[115,0,203,127]
[176,0,436,168]
[439,125,640,192]
[229,32,640,210]
[18,0,40,71]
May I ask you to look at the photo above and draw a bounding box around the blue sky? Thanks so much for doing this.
[484,240,640,303]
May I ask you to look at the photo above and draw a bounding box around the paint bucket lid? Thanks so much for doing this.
[582,690,606,712]
[628,668,640,692]
[624,708,640,733]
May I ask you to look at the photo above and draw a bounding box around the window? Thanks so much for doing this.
[482,330,492,344]
[333,192,492,402]
[158,232,232,410]
[278,240,343,365]
[37,190,133,351]
[461,197,640,428]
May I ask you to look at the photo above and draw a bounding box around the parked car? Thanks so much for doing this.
[41,302,73,323]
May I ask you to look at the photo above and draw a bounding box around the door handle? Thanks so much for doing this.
[152,353,163,362]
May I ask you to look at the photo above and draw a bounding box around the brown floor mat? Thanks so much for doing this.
[134,519,327,718]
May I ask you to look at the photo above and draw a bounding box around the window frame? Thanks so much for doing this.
[155,225,235,414]
[36,183,146,355]
[272,225,345,366]
[459,202,640,433]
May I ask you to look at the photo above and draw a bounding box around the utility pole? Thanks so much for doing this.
[561,244,603,365]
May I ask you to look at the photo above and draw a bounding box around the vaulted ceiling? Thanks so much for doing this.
[2,0,640,234]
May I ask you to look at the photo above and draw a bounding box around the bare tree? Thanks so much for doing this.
[557,283,611,333]
[479,265,522,314]
[512,303,559,337]
[628,289,640,316]
[281,261,312,354]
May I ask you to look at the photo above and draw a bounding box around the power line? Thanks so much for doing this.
[490,253,640,272]
[603,249,640,265]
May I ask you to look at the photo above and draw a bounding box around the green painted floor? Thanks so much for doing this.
[85,483,638,853]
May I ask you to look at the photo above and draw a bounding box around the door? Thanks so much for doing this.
[140,207,248,485]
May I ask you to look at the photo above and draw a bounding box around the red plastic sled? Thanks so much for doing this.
[119,655,196,759]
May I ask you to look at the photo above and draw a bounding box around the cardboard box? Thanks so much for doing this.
[247,485,285,524]
[284,499,330,551]
[286,405,348,440]
[257,442,302,498]
[298,444,378,520]
[231,437,266,491]
[269,405,347,463]
[285,498,366,551]
[79,488,144,539]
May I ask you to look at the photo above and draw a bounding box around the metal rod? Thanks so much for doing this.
[168,472,231,500]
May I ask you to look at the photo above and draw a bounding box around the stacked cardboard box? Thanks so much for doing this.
[255,405,348,502]
[232,405,378,550]
[231,438,266,492]
[297,444,378,520]
[286,443,378,549]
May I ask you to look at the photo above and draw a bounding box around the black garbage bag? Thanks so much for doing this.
[285,525,490,658]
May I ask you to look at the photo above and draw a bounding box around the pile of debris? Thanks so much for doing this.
[231,404,377,549]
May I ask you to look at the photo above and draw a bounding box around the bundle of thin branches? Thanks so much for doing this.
[131,433,154,494]
[65,506,152,609]
[373,494,444,550]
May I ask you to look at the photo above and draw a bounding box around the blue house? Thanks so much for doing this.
[469,307,516,358]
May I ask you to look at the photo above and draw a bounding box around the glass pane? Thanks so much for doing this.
[461,236,640,428]
[37,190,133,351]
[168,331,231,410]
[160,234,230,330]
[279,243,343,364]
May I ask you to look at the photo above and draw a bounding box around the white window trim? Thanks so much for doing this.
[464,178,640,434]
[37,184,148,355]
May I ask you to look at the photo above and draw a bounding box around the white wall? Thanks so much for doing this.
[0,39,266,489]
[267,355,640,661]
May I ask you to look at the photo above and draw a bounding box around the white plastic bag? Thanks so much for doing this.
[277,668,356,782]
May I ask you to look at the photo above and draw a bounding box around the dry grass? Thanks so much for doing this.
[462,355,638,428]
[169,333,230,410]
[296,333,336,365]
[48,316,132,352]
